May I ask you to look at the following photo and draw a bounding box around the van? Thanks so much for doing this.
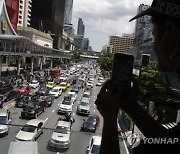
[0,109,11,136]
[8,141,39,154]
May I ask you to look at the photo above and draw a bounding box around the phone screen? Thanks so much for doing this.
[111,53,134,94]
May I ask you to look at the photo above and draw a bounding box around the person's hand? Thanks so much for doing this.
[95,78,138,120]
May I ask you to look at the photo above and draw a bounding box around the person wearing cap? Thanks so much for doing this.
[95,0,180,154]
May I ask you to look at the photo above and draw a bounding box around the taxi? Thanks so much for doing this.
[59,82,71,91]
[46,81,56,89]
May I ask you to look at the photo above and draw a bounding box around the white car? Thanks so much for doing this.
[82,91,91,100]
[15,119,45,141]
[29,80,39,89]
[96,81,102,86]
[87,136,102,154]
[68,91,77,103]
[87,81,94,88]
[58,96,73,114]
[48,121,71,149]
[49,86,62,98]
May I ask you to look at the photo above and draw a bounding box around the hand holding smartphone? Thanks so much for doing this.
[110,53,134,95]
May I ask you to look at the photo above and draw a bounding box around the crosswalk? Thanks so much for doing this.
[162,122,177,129]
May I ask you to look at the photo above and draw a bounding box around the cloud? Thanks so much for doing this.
[72,0,152,51]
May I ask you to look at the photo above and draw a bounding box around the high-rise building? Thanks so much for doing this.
[5,0,19,32]
[18,0,32,27]
[134,4,152,45]
[82,38,89,51]
[64,0,73,25]
[108,34,134,54]
[30,0,65,35]
[77,18,85,36]
[30,0,66,49]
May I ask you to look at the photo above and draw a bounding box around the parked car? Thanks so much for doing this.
[48,120,71,149]
[15,95,32,108]
[21,101,46,119]
[58,96,73,114]
[0,109,11,136]
[81,114,100,133]
[29,80,40,89]
[86,136,102,154]
[49,86,62,98]
[16,84,32,95]
[15,119,45,141]
[76,97,90,115]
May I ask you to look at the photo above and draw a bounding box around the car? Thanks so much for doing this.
[38,76,45,84]
[37,85,50,95]
[15,95,32,108]
[38,95,54,107]
[81,114,100,133]
[58,96,73,114]
[86,136,102,154]
[0,109,11,136]
[96,81,102,86]
[21,101,46,119]
[46,81,56,89]
[86,81,93,88]
[15,119,45,141]
[76,97,90,115]
[29,80,40,89]
[67,91,77,103]
[59,82,71,91]
[49,86,62,98]
[82,91,91,100]
[48,120,71,149]
[16,84,32,95]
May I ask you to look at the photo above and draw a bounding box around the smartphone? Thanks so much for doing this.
[110,53,134,95]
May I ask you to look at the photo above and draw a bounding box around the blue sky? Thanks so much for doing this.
[72,0,152,52]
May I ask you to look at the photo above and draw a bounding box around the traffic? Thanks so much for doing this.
[0,61,114,154]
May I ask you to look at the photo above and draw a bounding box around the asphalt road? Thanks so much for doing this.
[0,76,130,154]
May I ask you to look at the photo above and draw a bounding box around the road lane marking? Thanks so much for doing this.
[94,109,96,112]
[45,118,48,122]
[3,101,16,109]
[52,109,55,112]
[121,132,130,154]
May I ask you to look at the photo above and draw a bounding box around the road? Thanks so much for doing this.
[0,76,130,154]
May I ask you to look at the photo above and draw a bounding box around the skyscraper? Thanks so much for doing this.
[64,0,73,25]
[18,0,32,27]
[30,0,65,35]
[77,18,85,36]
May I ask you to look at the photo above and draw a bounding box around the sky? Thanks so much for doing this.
[72,0,152,52]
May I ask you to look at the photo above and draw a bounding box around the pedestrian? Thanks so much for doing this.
[95,0,180,154]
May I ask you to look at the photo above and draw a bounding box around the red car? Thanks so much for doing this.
[16,84,32,95]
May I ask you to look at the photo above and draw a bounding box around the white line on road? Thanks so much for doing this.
[45,118,48,122]
[52,110,55,112]
[94,109,96,112]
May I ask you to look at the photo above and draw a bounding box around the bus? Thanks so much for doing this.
[50,68,60,78]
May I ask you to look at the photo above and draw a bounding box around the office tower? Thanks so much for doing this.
[77,18,85,36]
[82,38,89,51]
[30,0,66,49]
[64,0,73,25]
[109,34,134,54]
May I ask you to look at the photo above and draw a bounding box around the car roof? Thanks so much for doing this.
[81,97,89,103]
[52,86,60,89]
[0,109,9,116]
[57,120,71,127]
[92,136,102,145]
[84,91,91,95]
[26,119,45,126]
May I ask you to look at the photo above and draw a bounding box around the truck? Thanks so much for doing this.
[8,141,39,154]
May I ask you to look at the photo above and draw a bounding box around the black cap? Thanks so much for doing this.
[129,0,180,22]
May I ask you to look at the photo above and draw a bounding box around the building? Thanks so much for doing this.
[77,18,85,36]
[5,0,19,32]
[82,38,89,51]
[74,34,83,49]
[18,0,32,27]
[30,0,66,49]
[108,34,134,54]
[64,0,73,25]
